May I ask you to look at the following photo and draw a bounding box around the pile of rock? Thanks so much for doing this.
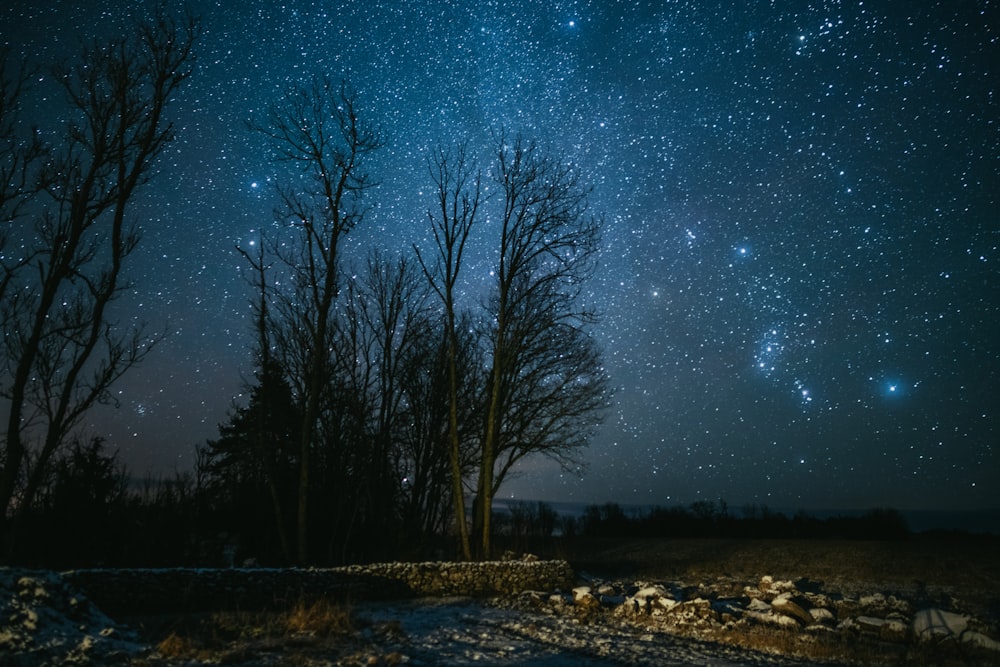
[532,573,1000,656]
[338,557,575,597]
[63,557,575,614]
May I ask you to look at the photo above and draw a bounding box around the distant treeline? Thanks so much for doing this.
[566,500,912,541]
[480,499,920,556]
[0,438,953,569]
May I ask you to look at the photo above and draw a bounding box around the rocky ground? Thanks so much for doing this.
[2,537,998,666]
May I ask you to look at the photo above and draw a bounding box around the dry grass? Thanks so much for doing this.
[284,597,353,637]
[136,597,358,664]
[709,624,1000,667]
[154,631,201,659]
[564,536,999,583]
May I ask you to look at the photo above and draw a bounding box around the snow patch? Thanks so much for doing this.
[0,568,143,666]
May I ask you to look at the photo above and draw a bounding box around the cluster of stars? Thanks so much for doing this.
[2,0,995,513]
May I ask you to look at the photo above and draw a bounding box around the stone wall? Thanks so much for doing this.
[62,559,575,615]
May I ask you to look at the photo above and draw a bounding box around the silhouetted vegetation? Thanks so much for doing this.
[1,21,609,563]
[575,500,912,541]
[0,10,199,561]
[11,459,996,569]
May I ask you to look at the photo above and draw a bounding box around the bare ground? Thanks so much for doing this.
[119,536,1000,667]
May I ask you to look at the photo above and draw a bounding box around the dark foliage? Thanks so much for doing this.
[9,441,218,568]
[578,500,912,541]
[197,358,300,564]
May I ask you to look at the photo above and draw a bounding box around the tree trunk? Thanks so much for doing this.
[447,305,472,560]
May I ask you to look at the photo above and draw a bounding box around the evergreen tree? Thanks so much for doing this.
[199,359,300,563]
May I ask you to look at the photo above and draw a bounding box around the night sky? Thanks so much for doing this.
[4,0,997,513]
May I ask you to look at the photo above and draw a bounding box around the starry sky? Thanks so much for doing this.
[3,0,997,513]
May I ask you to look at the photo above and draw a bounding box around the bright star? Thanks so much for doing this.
[873,376,906,398]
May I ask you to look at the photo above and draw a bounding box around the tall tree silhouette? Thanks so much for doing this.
[251,78,380,563]
[414,143,481,560]
[417,134,608,559]
[475,133,607,558]
[0,13,198,554]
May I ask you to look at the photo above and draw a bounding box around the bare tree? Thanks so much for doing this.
[414,143,481,560]
[252,78,380,563]
[475,133,607,558]
[395,309,482,554]
[490,287,608,490]
[0,47,48,304]
[355,252,432,552]
[394,330,454,543]
[0,14,198,547]
[416,134,607,559]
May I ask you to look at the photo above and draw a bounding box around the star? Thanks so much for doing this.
[4,0,991,519]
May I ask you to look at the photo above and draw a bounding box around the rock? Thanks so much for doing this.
[668,598,718,625]
[619,584,678,616]
[64,560,577,612]
[633,585,668,602]
[772,579,797,594]
[880,619,909,642]
[572,586,600,609]
[859,592,910,615]
[771,594,814,626]
[654,597,678,613]
[962,631,1000,652]
[852,612,909,642]
[856,616,886,632]
[712,599,744,623]
[558,574,1000,657]
[809,607,836,625]
[595,584,617,597]
[913,608,968,641]
[745,607,800,628]
[859,592,885,608]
